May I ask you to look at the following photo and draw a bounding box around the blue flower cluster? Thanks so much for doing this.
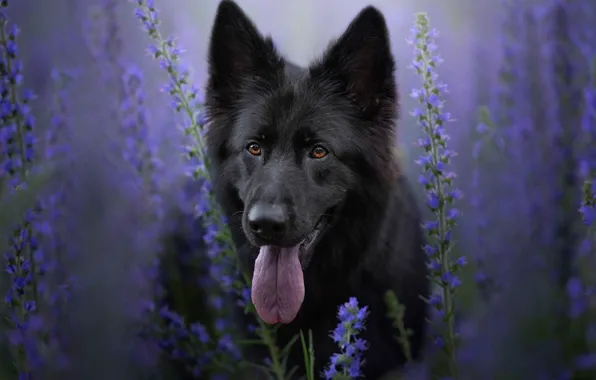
[324,297,369,379]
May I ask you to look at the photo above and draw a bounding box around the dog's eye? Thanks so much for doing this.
[310,145,328,159]
[246,142,262,156]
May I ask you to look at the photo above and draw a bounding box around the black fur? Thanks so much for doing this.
[204,1,429,378]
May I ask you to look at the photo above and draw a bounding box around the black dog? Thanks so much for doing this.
[204,1,429,378]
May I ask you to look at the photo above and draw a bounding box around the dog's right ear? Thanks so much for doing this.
[207,0,284,109]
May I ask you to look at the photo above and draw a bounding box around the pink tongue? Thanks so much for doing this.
[251,245,305,324]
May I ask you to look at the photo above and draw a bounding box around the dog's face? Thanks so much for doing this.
[205,0,397,324]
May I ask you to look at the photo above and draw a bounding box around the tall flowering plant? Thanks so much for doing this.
[0,2,45,378]
[409,13,464,378]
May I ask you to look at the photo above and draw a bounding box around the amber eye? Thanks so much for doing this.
[247,142,262,156]
[310,145,328,159]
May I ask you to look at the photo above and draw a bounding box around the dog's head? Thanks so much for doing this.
[205,0,397,324]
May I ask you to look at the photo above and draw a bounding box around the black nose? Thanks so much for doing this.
[247,203,289,242]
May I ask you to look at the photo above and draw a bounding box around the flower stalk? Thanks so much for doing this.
[409,13,464,378]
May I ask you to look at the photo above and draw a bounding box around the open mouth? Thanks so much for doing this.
[250,209,334,325]
[297,212,331,268]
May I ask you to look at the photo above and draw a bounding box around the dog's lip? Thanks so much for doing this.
[297,209,334,266]
[299,216,326,251]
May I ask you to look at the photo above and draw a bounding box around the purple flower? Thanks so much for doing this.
[324,297,369,379]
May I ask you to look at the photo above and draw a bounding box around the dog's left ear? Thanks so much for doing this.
[310,6,396,113]
[207,0,284,109]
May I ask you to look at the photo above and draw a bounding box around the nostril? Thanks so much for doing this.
[249,220,263,234]
[270,223,284,233]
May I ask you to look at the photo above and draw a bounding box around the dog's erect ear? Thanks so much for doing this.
[310,6,395,112]
[207,0,284,108]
